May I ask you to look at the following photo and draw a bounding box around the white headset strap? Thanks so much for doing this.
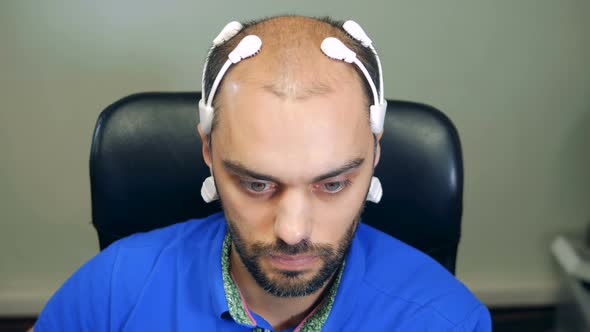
[321,37,386,134]
[342,20,385,105]
[199,34,262,134]
[201,21,244,98]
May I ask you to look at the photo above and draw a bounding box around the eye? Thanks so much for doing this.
[320,180,351,194]
[249,182,268,192]
[240,180,274,194]
[323,182,343,193]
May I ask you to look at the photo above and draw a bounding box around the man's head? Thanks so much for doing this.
[198,16,382,297]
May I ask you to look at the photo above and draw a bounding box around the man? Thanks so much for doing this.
[33,16,491,331]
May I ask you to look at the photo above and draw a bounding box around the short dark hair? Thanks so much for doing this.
[202,15,381,132]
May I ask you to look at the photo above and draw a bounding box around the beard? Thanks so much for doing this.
[225,209,362,298]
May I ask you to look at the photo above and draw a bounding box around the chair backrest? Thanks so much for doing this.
[90,92,463,274]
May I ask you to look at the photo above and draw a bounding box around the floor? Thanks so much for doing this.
[0,306,558,332]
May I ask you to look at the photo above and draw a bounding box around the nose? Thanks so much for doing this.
[274,188,311,245]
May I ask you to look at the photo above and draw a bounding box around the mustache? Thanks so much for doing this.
[250,239,335,257]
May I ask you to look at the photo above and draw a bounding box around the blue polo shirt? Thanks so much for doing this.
[35,212,491,331]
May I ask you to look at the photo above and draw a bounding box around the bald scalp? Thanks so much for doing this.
[233,16,356,100]
[203,16,379,132]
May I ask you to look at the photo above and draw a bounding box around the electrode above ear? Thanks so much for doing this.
[201,176,219,203]
[213,21,243,46]
[343,20,372,47]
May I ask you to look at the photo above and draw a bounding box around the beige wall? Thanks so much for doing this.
[1,0,589,314]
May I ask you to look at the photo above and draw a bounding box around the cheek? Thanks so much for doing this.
[215,173,276,241]
[309,178,369,244]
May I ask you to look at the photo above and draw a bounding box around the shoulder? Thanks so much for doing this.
[105,211,226,295]
[92,212,226,279]
[353,223,490,328]
[35,212,226,331]
[113,211,226,251]
[113,210,226,269]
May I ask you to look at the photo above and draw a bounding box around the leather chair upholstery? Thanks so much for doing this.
[90,92,463,274]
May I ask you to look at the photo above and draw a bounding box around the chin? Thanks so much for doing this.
[256,260,338,298]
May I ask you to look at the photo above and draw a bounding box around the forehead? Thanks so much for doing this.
[212,68,372,181]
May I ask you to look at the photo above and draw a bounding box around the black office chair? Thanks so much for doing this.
[90,92,463,274]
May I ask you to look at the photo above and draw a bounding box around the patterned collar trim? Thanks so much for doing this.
[221,232,344,331]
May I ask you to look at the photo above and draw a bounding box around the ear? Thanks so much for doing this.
[198,123,213,169]
[373,131,383,168]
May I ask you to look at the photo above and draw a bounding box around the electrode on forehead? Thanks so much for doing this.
[321,37,357,63]
[228,35,262,63]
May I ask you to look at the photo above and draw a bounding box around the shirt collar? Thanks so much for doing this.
[208,213,231,319]
[221,233,258,326]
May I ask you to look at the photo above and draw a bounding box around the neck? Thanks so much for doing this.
[229,245,335,331]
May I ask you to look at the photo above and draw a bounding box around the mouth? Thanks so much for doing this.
[268,254,318,270]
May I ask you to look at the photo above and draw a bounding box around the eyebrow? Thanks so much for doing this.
[221,158,365,184]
